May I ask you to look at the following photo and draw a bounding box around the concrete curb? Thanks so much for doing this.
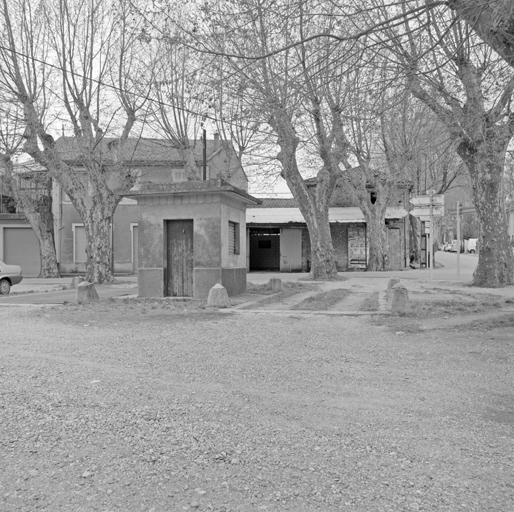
[221,309,390,316]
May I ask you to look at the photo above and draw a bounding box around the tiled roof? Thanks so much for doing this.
[247,207,408,224]
[53,137,227,165]
[251,197,299,208]
[252,195,357,208]
[123,178,261,205]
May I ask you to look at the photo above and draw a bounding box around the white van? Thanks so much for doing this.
[468,238,478,253]
[450,239,464,253]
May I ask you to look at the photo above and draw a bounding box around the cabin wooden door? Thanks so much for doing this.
[166,220,194,297]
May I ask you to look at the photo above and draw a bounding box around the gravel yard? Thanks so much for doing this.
[1,300,513,512]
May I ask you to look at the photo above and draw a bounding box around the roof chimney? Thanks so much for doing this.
[213,132,220,150]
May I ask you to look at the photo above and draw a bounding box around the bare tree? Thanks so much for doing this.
[150,39,207,179]
[0,105,60,277]
[0,0,151,283]
[198,0,344,279]
[318,51,409,271]
[448,0,514,68]
[383,3,514,286]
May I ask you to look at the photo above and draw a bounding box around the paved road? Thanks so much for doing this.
[0,252,479,306]
[248,251,479,284]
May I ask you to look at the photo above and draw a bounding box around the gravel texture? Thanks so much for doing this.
[1,301,513,512]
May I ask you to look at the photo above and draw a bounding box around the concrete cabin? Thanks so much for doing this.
[124,180,260,298]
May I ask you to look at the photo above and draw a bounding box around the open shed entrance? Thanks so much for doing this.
[249,228,280,271]
[166,219,194,297]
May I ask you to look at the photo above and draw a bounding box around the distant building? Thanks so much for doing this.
[247,197,408,272]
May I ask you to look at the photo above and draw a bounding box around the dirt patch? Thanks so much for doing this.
[360,291,380,311]
[411,296,504,317]
[297,274,348,282]
[292,288,351,310]
[241,282,319,309]
[465,312,514,331]
[2,307,513,511]
[48,297,219,328]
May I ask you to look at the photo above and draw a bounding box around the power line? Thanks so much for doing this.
[0,43,277,140]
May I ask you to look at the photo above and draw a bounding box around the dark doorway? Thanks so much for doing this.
[166,219,194,296]
[249,228,280,270]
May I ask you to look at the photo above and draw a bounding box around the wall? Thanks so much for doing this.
[58,203,84,274]
[330,223,349,271]
[209,149,248,192]
[221,200,247,269]
[386,219,406,269]
[113,203,139,273]
[301,228,310,271]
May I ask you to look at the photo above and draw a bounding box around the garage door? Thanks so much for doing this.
[3,227,41,277]
[280,228,302,271]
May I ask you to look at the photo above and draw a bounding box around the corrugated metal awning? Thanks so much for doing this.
[246,207,408,224]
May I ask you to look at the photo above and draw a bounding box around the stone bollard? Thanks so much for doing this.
[207,283,230,308]
[76,281,100,304]
[71,276,85,289]
[388,283,411,315]
[269,278,284,293]
[386,278,400,295]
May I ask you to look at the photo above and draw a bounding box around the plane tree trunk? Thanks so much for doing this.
[361,200,389,271]
[270,112,338,280]
[457,135,514,287]
[404,17,514,287]
[448,0,514,69]
[0,156,60,278]
[71,184,119,283]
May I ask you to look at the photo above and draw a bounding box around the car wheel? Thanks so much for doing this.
[0,279,11,295]
[469,250,475,254]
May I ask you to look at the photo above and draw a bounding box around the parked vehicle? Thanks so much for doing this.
[468,238,478,253]
[450,240,464,253]
[0,259,23,294]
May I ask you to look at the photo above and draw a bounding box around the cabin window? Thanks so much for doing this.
[228,221,240,255]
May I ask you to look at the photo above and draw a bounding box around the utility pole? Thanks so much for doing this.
[456,201,461,281]
[429,190,434,282]
[202,128,207,181]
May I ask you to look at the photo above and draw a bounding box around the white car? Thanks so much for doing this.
[0,259,23,294]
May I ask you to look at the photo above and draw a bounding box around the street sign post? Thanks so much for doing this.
[409,194,444,207]
[410,206,444,217]
[410,191,445,281]
[456,201,461,281]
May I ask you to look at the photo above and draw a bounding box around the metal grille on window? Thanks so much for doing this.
[229,221,237,255]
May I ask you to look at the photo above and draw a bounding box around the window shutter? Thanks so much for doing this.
[228,221,236,255]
